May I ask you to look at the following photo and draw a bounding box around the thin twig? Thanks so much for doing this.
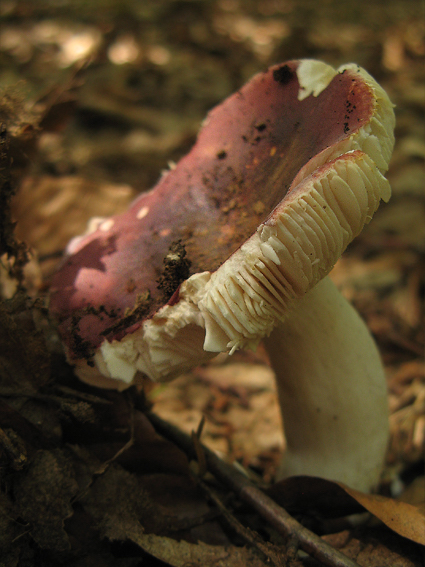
[197,476,286,567]
[192,414,207,476]
[147,411,362,567]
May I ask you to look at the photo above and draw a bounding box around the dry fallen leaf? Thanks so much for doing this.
[268,476,425,546]
[339,483,425,546]
[122,533,271,567]
[81,463,270,567]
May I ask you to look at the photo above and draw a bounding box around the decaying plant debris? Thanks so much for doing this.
[0,1,424,566]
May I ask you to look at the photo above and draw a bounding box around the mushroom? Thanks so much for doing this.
[50,60,395,492]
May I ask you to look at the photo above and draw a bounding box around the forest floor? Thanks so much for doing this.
[0,1,424,566]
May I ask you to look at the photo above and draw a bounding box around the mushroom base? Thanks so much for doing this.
[264,276,389,492]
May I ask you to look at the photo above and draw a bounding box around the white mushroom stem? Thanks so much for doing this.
[263,275,389,492]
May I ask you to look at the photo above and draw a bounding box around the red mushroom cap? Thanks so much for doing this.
[49,60,394,388]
